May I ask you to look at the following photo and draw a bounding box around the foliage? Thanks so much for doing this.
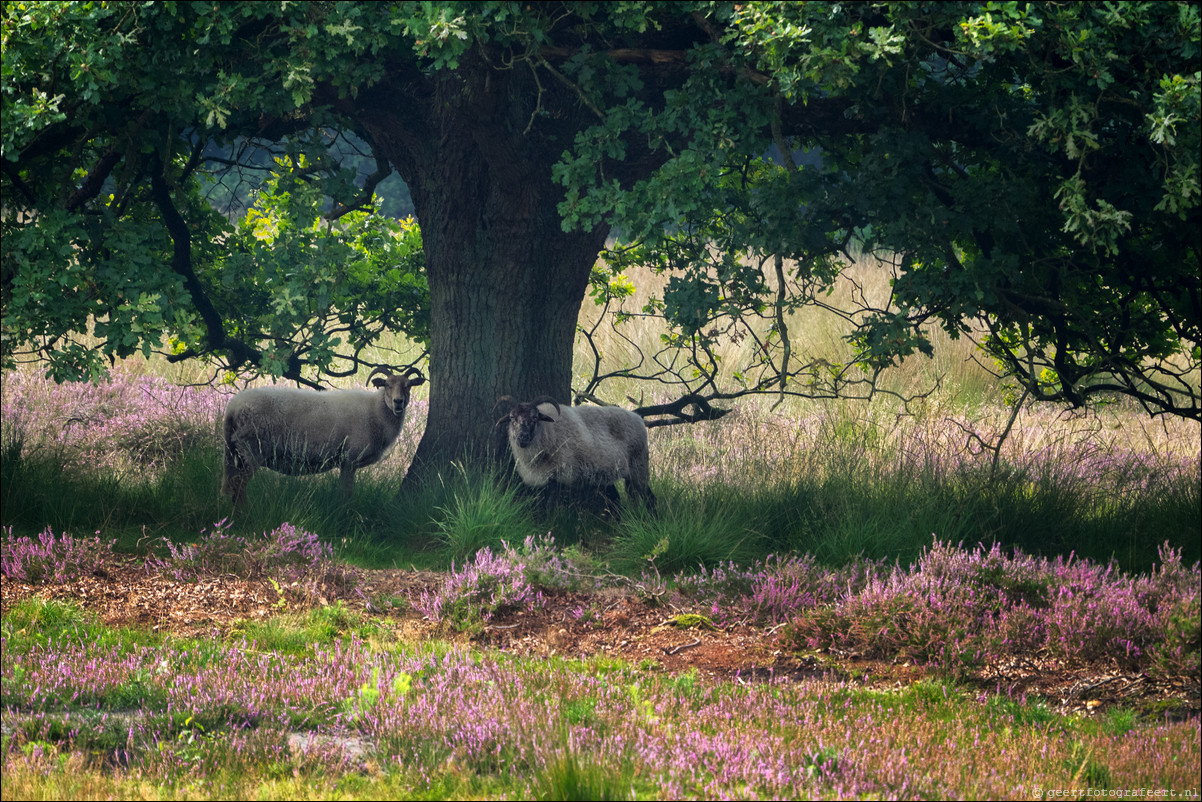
[2,1,428,384]
[203,161,429,381]
[562,2,1202,419]
[3,1,1197,426]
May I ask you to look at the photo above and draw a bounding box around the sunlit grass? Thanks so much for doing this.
[1,606,1197,800]
[3,353,1200,572]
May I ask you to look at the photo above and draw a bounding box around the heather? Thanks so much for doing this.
[0,526,116,584]
[7,525,1197,683]
[414,535,595,631]
[3,617,1198,799]
[145,520,359,602]
[3,363,1198,571]
[1,364,227,478]
[780,540,1201,680]
[2,360,1200,796]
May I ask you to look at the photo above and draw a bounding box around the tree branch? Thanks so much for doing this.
[150,165,259,369]
[632,393,733,428]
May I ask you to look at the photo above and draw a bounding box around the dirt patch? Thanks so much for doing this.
[2,558,1197,719]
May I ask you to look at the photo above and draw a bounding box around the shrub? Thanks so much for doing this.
[1,527,117,584]
[782,538,1201,678]
[414,535,590,631]
[145,521,357,600]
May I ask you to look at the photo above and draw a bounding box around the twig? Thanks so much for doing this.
[665,638,702,656]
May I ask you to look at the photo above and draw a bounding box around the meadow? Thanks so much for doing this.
[2,258,1200,799]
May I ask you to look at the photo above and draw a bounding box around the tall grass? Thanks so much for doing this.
[643,395,1200,570]
[2,250,1200,572]
[2,356,1199,572]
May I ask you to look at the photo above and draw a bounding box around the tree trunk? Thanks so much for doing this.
[350,56,611,485]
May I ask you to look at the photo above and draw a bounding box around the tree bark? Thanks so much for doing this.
[348,54,613,485]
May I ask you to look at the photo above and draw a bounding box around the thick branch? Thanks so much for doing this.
[149,167,259,369]
[65,149,122,212]
[633,394,733,428]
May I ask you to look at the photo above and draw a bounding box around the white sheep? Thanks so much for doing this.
[221,367,425,507]
[503,397,656,514]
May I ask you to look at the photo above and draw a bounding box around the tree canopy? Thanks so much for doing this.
[3,1,1199,460]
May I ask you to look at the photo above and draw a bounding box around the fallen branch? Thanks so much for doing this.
[665,638,702,656]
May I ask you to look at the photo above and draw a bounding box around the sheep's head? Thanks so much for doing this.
[504,396,559,449]
[367,366,425,417]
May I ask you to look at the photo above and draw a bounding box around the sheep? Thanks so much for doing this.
[221,367,425,507]
[503,396,656,515]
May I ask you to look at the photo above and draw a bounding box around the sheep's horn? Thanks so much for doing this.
[366,366,393,385]
[402,366,424,382]
[529,395,561,416]
[495,397,517,429]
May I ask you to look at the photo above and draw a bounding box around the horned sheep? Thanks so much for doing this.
[221,367,425,507]
[503,397,656,514]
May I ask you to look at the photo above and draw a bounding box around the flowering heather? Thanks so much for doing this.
[671,554,877,626]
[414,538,549,629]
[0,526,117,584]
[146,521,357,598]
[1,365,229,476]
[785,538,1200,678]
[414,535,597,630]
[2,633,1198,798]
[412,536,1198,680]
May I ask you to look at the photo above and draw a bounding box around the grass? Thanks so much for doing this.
[4,361,1198,573]
[432,462,540,562]
[2,253,1200,798]
[0,598,1197,800]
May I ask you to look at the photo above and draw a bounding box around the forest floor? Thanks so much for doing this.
[3,559,1197,721]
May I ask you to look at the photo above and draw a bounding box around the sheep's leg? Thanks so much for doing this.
[599,483,622,520]
[627,447,657,513]
[224,467,253,509]
[540,479,566,511]
[222,439,253,508]
[339,465,357,499]
[628,481,657,513]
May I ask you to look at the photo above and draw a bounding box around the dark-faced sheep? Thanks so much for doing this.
[221,367,424,507]
[504,397,656,514]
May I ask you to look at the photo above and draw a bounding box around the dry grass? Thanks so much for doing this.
[575,253,1001,409]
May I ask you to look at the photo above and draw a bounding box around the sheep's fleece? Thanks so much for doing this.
[221,368,422,506]
[507,400,655,510]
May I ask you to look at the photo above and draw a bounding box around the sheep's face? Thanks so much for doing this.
[372,373,425,417]
[509,404,554,449]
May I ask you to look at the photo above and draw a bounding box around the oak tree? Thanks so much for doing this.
[3,2,1197,490]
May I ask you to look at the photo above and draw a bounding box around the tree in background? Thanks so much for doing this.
[569,2,1199,421]
[3,2,1198,485]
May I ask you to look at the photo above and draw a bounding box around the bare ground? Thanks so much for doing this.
[2,559,1197,719]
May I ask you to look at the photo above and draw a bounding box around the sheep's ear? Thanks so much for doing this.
[407,376,426,387]
[372,378,387,388]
